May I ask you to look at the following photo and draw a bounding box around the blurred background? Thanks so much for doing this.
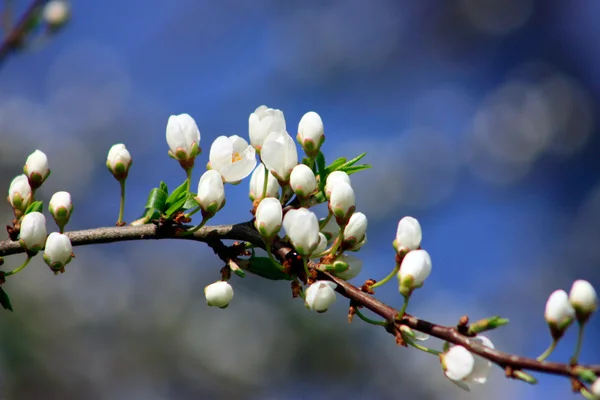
[1,0,599,399]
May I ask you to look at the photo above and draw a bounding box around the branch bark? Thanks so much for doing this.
[0,0,46,65]
[1,221,599,382]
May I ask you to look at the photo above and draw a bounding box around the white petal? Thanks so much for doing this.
[466,336,494,384]
[444,346,475,381]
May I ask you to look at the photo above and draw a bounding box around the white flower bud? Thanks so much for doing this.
[569,280,597,324]
[195,170,225,216]
[255,198,282,240]
[394,216,422,253]
[289,164,317,198]
[545,289,575,339]
[7,174,32,214]
[325,171,351,199]
[442,337,493,390]
[343,212,367,249]
[166,113,201,168]
[311,232,328,258]
[106,143,132,181]
[209,135,256,183]
[397,249,432,296]
[249,164,280,201]
[334,254,363,280]
[19,212,47,253]
[297,111,324,157]
[283,208,320,257]
[592,378,600,398]
[43,0,70,28]
[49,191,73,232]
[23,150,50,189]
[43,232,73,272]
[305,281,337,312]
[204,281,234,308]
[329,182,355,225]
[249,105,286,151]
[261,131,298,183]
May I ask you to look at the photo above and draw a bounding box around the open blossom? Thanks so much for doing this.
[195,170,226,216]
[569,280,597,323]
[398,249,431,296]
[23,150,50,188]
[248,105,286,150]
[545,289,575,339]
[204,281,234,308]
[297,111,325,157]
[325,171,351,199]
[166,113,201,167]
[260,131,298,183]
[305,281,337,312]
[255,198,282,240]
[7,174,32,214]
[290,164,317,198]
[442,336,493,390]
[19,212,47,253]
[43,232,73,272]
[394,216,422,253]
[106,144,132,181]
[209,135,256,183]
[249,164,280,201]
[283,208,320,257]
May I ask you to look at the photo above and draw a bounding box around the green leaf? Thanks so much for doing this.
[338,164,372,175]
[183,195,198,210]
[164,197,188,219]
[315,151,327,192]
[468,316,510,335]
[324,157,347,174]
[245,257,292,281]
[160,181,169,194]
[0,287,14,312]
[165,181,189,209]
[25,201,43,214]
[145,187,168,212]
[340,152,367,168]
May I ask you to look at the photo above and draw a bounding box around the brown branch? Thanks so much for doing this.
[1,222,599,383]
[0,0,46,65]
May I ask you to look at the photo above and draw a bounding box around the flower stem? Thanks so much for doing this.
[580,387,597,400]
[266,243,285,271]
[3,255,32,277]
[354,307,388,326]
[537,339,558,361]
[261,161,269,200]
[303,258,310,280]
[184,206,201,219]
[117,179,126,224]
[327,226,345,256]
[570,323,586,364]
[183,216,209,235]
[370,263,400,290]
[397,295,410,320]
[186,167,193,193]
[404,334,442,356]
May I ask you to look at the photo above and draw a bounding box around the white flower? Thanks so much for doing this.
[334,254,363,280]
[43,232,73,272]
[325,171,351,199]
[305,281,337,312]
[289,164,317,198]
[311,232,328,258]
[545,289,575,339]
[23,150,50,188]
[248,105,286,150]
[397,249,432,296]
[49,191,73,231]
[283,208,320,257]
[209,135,256,183]
[43,0,70,28]
[7,174,32,214]
[592,378,600,398]
[249,164,280,201]
[260,131,298,183]
[204,281,234,308]
[255,198,282,240]
[297,111,324,157]
[343,212,367,248]
[394,216,422,253]
[106,143,132,181]
[19,212,47,253]
[166,113,201,167]
[569,280,597,322]
[194,170,225,215]
[443,337,493,390]
[329,182,355,224]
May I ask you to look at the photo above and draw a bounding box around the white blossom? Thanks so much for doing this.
[283,208,320,257]
[289,164,317,198]
[204,281,234,308]
[249,164,280,201]
[195,170,225,215]
[43,232,73,272]
[397,249,432,296]
[209,135,256,183]
[106,144,132,181]
[43,0,70,28]
[255,198,282,240]
[305,281,337,312]
[248,105,286,150]
[19,212,47,253]
[394,216,422,253]
[23,149,50,188]
[325,171,351,199]
[260,131,298,183]
[442,337,493,390]
[7,174,32,214]
[166,113,201,167]
[297,111,324,157]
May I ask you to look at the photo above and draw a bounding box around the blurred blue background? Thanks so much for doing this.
[1,1,599,399]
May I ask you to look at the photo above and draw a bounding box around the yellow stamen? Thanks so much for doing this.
[232,152,242,163]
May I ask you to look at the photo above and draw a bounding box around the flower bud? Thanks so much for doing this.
[23,150,50,189]
[49,191,73,232]
[19,212,47,253]
[43,232,73,272]
[329,182,355,225]
[325,171,350,199]
[166,113,201,169]
[297,111,324,157]
[255,198,282,240]
[249,105,286,151]
[204,281,234,308]
[249,164,280,201]
[208,135,256,183]
[569,280,597,324]
[289,164,317,199]
[283,208,320,257]
[305,281,337,312]
[592,378,600,398]
[397,249,431,296]
[7,174,32,215]
[261,131,298,183]
[106,144,132,181]
[544,289,575,340]
[334,254,363,280]
[343,212,367,249]
[393,216,422,253]
[195,170,225,216]
[43,0,70,30]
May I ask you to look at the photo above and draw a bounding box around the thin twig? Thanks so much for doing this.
[0,0,46,66]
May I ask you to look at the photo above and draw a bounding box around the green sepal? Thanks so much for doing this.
[0,287,14,312]
[24,201,43,214]
[246,257,292,281]
[467,316,510,335]
[165,181,188,210]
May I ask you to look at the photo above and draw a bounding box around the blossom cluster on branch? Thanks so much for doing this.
[1,105,599,398]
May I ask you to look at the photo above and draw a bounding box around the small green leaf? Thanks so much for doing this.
[577,368,598,384]
[25,201,43,214]
[0,287,14,312]
[338,164,372,175]
[324,157,347,174]
[468,316,510,335]
[340,152,366,168]
[145,187,168,212]
[233,268,246,278]
[160,181,169,194]
[183,194,198,210]
[165,181,189,209]
[164,197,188,219]
[512,370,538,385]
[246,257,292,281]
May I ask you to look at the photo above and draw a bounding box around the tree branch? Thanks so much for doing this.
[0,0,46,66]
[1,222,599,383]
